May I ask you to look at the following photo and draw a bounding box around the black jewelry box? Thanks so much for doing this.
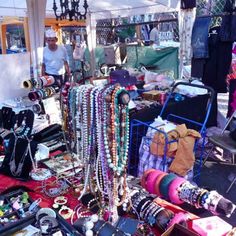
[0,189,82,236]
[0,188,39,236]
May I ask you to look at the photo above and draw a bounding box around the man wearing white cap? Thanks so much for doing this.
[42,29,70,87]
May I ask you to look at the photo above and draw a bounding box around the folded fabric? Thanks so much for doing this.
[150,124,201,176]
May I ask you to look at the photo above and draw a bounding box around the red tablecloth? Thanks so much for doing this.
[0,173,199,236]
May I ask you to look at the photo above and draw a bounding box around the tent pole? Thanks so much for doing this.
[26,0,46,80]
[86,12,97,77]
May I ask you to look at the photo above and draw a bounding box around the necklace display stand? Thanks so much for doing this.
[0,134,38,180]
[0,109,37,180]
[1,106,15,130]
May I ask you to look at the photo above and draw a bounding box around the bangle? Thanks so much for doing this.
[141,169,156,188]
[159,173,177,199]
[138,198,152,215]
[196,189,208,208]
[168,177,186,204]
[58,206,73,220]
[145,170,163,194]
[154,172,168,197]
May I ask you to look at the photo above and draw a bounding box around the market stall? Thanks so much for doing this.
[0,1,235,235]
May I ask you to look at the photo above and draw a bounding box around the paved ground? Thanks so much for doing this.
[188,161,236,226]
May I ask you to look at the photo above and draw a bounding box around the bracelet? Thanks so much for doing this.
[131,193,147,211]
[178,181,193,203]
[53,196,67,209]
[208,191,222,214]
[145,170,162,194]
[138,198,152,215]
[196,189,208,208]
[87,198,99,210]
[141,169,156,188]
[143,202,157,220]
[159,173,177,199]
[58,206,73,220]
[153,206,164,218]
[154,172,168,197]
[168,177,186,204]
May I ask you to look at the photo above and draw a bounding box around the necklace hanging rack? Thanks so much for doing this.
[65,84,131,222]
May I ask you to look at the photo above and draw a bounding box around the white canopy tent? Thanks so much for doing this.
[0,0,180,77]
[0,0,179,18]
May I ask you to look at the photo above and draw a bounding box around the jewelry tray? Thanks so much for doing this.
[0,189,82,236]
[0,188,39,236]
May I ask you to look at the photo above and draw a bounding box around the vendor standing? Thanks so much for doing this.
[149,23,160,46]
[41,29,70,87]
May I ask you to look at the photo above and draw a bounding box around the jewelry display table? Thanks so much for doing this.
[0,173,201,236]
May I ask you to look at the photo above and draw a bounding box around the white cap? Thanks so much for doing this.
[45,29,57,38]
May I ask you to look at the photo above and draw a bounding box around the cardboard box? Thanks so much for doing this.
[142,90,166,103]
[161,224,199,236]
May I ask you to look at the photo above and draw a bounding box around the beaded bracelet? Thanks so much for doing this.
[143,202,157,220]
[196,189,209,208]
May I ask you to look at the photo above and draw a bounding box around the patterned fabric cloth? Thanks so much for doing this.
[138,136,194,180]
